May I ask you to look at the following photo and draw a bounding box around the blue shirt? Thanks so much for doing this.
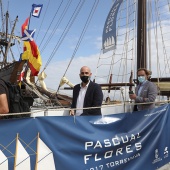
[137,80,147,96]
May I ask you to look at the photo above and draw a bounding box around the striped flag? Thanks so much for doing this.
[31,4,43,18]
[21,17,29,36]
[18,63,27,82]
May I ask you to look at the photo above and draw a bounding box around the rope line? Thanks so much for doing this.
[61,0,99,79]
[35,0,51,42]
[42,0,85,71]
[0,100,169,117]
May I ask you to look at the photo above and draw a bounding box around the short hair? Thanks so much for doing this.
[137,68,152,76]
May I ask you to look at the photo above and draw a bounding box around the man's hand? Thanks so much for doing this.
[129,93,137,100]
[69,109,75,116]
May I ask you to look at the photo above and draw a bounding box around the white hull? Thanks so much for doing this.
[31,103,133,117]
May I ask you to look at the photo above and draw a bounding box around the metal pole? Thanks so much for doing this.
[137,0,147,70]
[44,109,48,116]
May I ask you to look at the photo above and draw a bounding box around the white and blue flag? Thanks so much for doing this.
[31,4,43,18]
[21,29,36,41]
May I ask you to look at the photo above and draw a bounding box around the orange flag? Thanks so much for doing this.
[21,17,29,35]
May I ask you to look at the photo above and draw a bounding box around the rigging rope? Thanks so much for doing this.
[50,0,100,93]
[42,0,85,71]
[39,0,65,50]
[94,0,136,101]
[155,0,170,76]
[0,100,169,117]
[61,0,99,79]
[112,1,134,100]
[152,0,164,79]
[35,0,51,42]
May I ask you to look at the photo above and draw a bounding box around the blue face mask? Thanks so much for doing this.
[138,76,145,83]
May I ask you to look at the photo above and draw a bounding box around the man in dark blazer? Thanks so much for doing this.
[129,68,158,111]
[70,66,103,116]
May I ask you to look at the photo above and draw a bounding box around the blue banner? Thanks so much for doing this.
[102,0,123,53]
[0,104,170,169]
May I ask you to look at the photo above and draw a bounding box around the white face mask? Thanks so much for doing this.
[138,76,146,83]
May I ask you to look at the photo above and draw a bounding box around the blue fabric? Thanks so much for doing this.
[102,0,123,53]
[0,104,170,169]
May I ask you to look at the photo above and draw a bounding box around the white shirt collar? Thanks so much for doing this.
[80,80,90,88]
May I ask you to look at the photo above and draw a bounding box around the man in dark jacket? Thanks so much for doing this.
[70,66,103,116]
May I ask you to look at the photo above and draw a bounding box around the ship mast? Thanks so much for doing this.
[3,13,18,65]
[137,0,147,69]
[0,0,4,33]
[0,11,18,68]
[137,0,170,99]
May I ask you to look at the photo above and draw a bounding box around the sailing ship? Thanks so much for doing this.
[0,1,170,169]
[0,4,72,108]
[34,0,170,115]
[96,0,170,104]
[0,133,56,170]
[0,0,170,116]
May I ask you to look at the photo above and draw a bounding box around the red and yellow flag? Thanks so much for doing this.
[22,41,42,76]
[21,17,42,76]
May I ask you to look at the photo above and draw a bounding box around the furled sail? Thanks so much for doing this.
[102,0,123,53]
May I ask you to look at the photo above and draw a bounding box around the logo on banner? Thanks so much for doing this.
[164,147,169,158]
[144,108,167,117]
[152,149,162,164]
[0,133,56,169]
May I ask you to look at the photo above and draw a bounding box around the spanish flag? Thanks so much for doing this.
[22,40,42,76]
